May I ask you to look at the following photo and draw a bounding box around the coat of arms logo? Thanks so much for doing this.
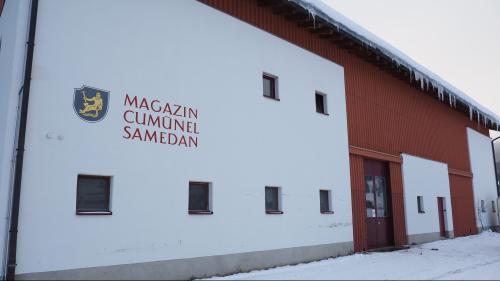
[74,85,110,122]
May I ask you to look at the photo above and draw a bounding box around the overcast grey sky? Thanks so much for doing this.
[322,0,500,137]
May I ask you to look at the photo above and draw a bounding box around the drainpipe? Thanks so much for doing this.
[494,135,500,228]
[5,0,38,279]
[493,136,500,198]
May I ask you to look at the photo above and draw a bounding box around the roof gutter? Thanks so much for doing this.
[287,0,500,129]
[5,0,38,279]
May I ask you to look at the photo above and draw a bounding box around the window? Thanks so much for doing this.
[265,186,282,214]
[365,176,375,217]
[315,92,328,115]
[417,196,425,213]
[320,190,333,214]
[493,201,497,213]
[189,182,212,214]
[481,200,486,213]
[263,73,279,100]
[76,175,111,215]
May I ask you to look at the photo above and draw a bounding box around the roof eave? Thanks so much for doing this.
[257,0,500,130]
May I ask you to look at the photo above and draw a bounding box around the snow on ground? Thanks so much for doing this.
[208,231,500,280]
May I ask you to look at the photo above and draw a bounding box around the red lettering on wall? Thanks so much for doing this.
[123,126,132,139]
[151,100,161,112]
[123,110,135,124]
[123,94,200,149]
[144,130,158,143]
[189,136,198,148]
[160,132,167,144]
[163,103,172,115]
[124,94,138,107]
[168,133,178,145]
[194,122,200,134]
[173,105,183,117]
[174,119,185,132]
[139,98,150,110]
[178,136,187,147]
[189,108,198,119]
[131,128,142,141]
[148,115,161,128]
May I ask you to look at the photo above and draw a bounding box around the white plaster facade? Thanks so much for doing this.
[401,154,454,238]
[12,0,353,276]
[1,0,499,279]
[467,128,499,229]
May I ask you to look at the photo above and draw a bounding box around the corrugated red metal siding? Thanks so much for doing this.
[449,175,478,237]
[200,0,485,248]
[389,162,407,247]
[349,155,367,252]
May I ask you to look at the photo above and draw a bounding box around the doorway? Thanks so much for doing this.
[365,159,394,249]
[437,197,447,237]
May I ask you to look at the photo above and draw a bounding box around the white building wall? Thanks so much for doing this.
[402,154,453,237]
[467,128,499,229]
[16,0,352,275]
[0,0,31,278]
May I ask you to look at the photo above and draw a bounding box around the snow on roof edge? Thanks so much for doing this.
[289,0,500,129]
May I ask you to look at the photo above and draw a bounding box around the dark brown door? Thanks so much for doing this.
[437,197,446,237]
[365,160,394,249]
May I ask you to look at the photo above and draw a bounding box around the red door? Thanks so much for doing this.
[437,197,446,237]
[365,159,394,249]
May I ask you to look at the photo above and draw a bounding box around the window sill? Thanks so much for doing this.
[266,210,283,215]
[263,95,280,101]
[316,112,330,116]
[189,210,213,215]
[76,211,112,216]
[321,211,335,214]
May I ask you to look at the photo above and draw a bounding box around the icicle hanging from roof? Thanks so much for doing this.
[289,0,500,130]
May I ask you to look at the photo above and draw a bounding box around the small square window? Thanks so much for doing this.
[263,73,279,100]
[417,196,425,213]
[189,182,212,215]
[76,175,111,215]
[320,190,333,214]
[265,186,282,214]
[481,200,486,213]
[315,92,328,115]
